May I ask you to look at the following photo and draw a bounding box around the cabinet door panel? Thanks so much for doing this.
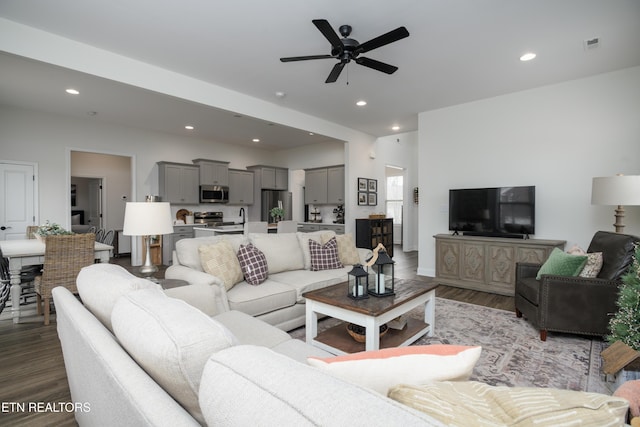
[461,243,485,282]
[488,245,515,286]
[436,240,460,279]
[516,247,548,264]
[327,166,345,204]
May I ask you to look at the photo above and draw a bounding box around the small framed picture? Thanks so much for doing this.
[368,192,377,206]
[358,192,368,205]
[368,179,377,192]
[358,178,368,191]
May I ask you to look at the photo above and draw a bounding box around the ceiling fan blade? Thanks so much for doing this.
[355,57,398,74]
[280,55,334,62]
[356,26,409,54]
[312,19,343,50]
[326,62,346,83]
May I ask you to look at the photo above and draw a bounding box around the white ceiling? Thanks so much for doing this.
[1,0,639,149]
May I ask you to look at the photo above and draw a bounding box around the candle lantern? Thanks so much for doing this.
[347,264,369,299]
[367,247,395,297]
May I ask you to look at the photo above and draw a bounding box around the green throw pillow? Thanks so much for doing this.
[536,248,588,280]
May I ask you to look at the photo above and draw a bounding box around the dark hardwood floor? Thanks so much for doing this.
[0,246,514,425]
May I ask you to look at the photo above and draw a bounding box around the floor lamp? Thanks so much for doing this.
[123,201,174,279]
[591,175,640,233]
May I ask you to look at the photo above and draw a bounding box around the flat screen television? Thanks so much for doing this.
[449,186,535,238]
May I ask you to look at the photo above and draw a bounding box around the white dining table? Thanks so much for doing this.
[0,239,113,323]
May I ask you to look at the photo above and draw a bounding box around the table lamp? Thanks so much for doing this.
[123,201,174,279]
[591,174,640,233]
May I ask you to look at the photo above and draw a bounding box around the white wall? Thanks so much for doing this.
[375,131,419,252]
[418,66,640,276]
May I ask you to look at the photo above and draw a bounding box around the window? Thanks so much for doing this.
[386,175,403,225]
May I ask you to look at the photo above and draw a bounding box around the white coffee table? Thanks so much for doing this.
[303,279,437,355]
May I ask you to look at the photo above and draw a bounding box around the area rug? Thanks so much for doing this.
[290,297,612,395]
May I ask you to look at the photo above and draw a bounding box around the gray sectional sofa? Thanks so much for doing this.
[165,230,372,331]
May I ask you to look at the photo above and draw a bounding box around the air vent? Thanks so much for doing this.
[584,37,600,50]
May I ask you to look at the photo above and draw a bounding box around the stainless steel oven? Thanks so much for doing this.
[199,185,229,203]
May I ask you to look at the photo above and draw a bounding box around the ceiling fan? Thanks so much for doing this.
[280,19,410,83]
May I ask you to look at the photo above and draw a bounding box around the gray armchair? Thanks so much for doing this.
[515,231,639,341]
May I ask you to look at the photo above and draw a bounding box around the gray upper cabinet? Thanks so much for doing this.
[305,165,344,205]
[228,169,254,204]
[193,159,229,186]
[305,168,328,204]
[327,166,345,204]
[157,161,199,204]
[247,165,288,190]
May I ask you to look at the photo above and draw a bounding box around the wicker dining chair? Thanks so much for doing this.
[35,233,96,325]
[26,225,39,239]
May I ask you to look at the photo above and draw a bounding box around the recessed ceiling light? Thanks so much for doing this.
[65,88,80,95]
[391,125,400,131]
[356,100,367,107]
[519,52,536,62]
[185,125,194,130]
[252,138,260,143]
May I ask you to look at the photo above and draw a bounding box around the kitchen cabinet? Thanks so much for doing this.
[157,162,199,204]
[327,166,345,204]
[298,223,344,234]
[304,165,344,205]
[228,169,254,204]
[193,159,229,186]
[248,165,288,190]
[304,168,328,204]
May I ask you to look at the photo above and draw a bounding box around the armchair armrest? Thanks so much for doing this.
[516,262,541,280]
[538,275,620,337]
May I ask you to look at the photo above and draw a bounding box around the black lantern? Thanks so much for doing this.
[347,264,369,299]
[368,248,395,297]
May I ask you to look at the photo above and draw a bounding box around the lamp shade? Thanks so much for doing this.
[591,175,640,206]
[122,202,174,236]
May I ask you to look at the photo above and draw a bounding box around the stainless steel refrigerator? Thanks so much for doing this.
[261,190,292,222]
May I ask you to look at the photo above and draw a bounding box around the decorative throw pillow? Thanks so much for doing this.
[297,230,335,269]
[199,240,244,291]
[237,243,268,285]
[307,345,482,395]
[536,248,588,280]
[309,237,343,271]
[566,245,604,278]
[322,233,360,266]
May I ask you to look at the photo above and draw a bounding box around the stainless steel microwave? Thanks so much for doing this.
[200,185,229,203]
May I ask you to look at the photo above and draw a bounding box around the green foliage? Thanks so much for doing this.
[36,221,73,236]
[269,207,285,220]
[607,245,640,350]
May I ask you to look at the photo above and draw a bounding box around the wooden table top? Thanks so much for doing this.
[303,278,437,317]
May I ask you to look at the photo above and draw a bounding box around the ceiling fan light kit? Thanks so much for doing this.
[280,19,409,83]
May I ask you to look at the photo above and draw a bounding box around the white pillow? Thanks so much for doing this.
[322,233,360,266]
[296,230,336,269]
[249,233,304,273]
[308,345,482,395]
[176,235,248,271]
[76,263,160,331]
[111,288,236,424]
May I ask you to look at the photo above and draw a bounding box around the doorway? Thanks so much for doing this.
[71,177,103,229]
[0,161,38,240]
[385,165,404,245]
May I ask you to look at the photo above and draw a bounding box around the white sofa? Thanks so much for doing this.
[54,263,442,426]
[165,231,372,331]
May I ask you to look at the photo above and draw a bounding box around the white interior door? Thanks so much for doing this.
[0,162,36,240]
[88,178,103,229]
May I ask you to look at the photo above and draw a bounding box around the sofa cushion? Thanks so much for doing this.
[237,243,269,285]
[213,309,290,348]
[199,240,244,290]
[309,237,344,271]
[76,263,161,332]
[226,279,297,316]
[175,235,248,272]
[199,345,436,426]
[249,233,304,273]
[297,230,336,269]
[536,248,587,280]
[389,381,628,427]
[323,232,361,266]
[111,288,235,425]
[270,267,352,302]
[308,345,481,395]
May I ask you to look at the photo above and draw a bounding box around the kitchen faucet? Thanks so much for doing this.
[239,207,245,225]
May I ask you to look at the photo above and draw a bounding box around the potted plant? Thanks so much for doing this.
[35,221,73,242]
[269,207,285,223]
